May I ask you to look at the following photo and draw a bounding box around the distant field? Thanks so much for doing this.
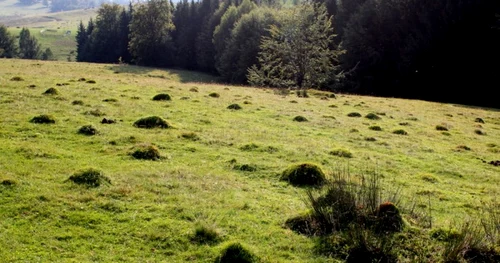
[0,59,499,262]
[0,0,49,17]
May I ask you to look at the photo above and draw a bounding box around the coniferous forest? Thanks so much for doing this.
[43,0,500,107]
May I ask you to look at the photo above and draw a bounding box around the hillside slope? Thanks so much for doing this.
[0,59,499,262]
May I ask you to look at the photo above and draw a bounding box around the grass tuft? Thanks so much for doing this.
[293,116,308,122]
[436,125,449,131]
[78,125,98,136]
[43,87,59,95]
[369,126,382,131]
[10,76,24,81]
[329,148,353,158]
[365,113,381,120]
[216,242,257,263]
[190,224,221,244]
[30,114,55,124]
[130,144,161,160]
[393,129,408,135]
[227,104,242,110]
[280,163,326,187]
[347,112,362,117]
[152,93,171,101]
[85,109,106,117]
[133,116,170,129]
[68,168,111,187]
[209,92,220,98]
[72,100,84,105]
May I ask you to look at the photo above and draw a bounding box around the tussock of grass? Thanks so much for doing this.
[43,87,59,95]
[369,126,382,131]
[133,116,170,129]
[30,114,55,124]
[101,118,116,124]
[280,163,325,187]
[329,148,353,158]
[293,116,308,122]
[72,100,84,105]
[420,173,440,183]
[102,98,118,102]
[216,242,257,263]
[347,112,362,117]
[190,224,221,244]
[130,144,161,160]
[474,129,485,135]
[475,118,485,124]
[234,164,258,172]
[85,109,106,117]
[152,93,171,101]
[1,179,17,186]
[78,125,98,136]
[365,137,377,142]
[10,76,24,81]
[240,143,259,151]
[86,80,96,84]
[189,87,199,92]
[393,129,408,135]
[365,113,381,120]
[180,132,199,141]
[68,168,111,187]
[209,92,220,98]
[436,125,449,131]
[227,104,242,110]
[455,145,471,151]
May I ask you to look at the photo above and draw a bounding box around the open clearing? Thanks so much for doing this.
[0,59,499,262]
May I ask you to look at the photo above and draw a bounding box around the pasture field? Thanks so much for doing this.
[0,59,499,262]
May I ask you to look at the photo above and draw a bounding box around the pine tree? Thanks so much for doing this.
[19,28,41,59]
[76,21,87,61]
[0,25,17,58]
[41,48,54,60]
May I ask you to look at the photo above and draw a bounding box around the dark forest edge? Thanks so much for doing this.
[2,0,499,108]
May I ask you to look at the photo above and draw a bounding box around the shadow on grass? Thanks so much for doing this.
[107,64,219,84]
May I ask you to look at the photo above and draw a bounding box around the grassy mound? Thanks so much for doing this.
[227,104,242,110]
[190,224,221,244]
[85,109,106,117]
[43,87,59,95]
[131,145,161,160]
[280,163,326,187]
[72,100,84,105]
[152,93,171,101]
[30,114,56,124]
[329,148,353,158]
[373,202,404,233]
[78,125,98,136]
[436,125,448,131]
[10,76,24,81]
[133,116,170,129]
[216,242,257,263]
[68,168,111,187]
[365,113,381,120]
[293,116,308,122]
[369,126,382,131]
[393,129,408,135]
[209,92,220,98]
[347,112,362,117]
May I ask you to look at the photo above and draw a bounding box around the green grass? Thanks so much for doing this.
[0,59,499,262]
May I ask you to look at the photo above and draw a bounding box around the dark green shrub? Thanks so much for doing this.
[329,148,353,158]
[78,125,98,135]
[436,125,448,131]
[216,242,257,263]
[85,109,106,117]
[131,144,161,160]
[10,76,24,81]
[347,112,362,117]
[190,224,221,244]
[209,92,220,98]
[293,116,308,122]
[152,93,171,101]
[369,126,382,131]
[30,114,55,124]
[393,129,408,135]
[68,168,110,187]
[227,104,242,110]
[365,113,381,120]
[133,116,170,129]
[43,87,59,95]
[280,163,326,187]
[72,100,84,105]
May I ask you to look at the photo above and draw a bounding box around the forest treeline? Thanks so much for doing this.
[6,0,500,107]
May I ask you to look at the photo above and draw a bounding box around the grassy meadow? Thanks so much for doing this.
[1,0,97,61]
[0,59,499,262]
